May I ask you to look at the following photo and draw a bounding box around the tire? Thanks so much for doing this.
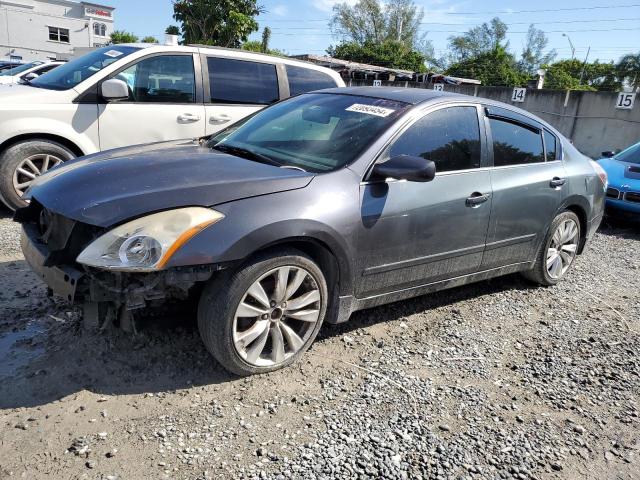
[198,249,328,376]
[0,139,76,211]
[522,210,581,286]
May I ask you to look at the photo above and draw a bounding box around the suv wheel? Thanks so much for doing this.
[0,139,76,210]
[523,210,581,286]
[198,249,328,376]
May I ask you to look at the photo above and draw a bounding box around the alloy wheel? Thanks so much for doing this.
[546,219,579,279]
[12,153,64,197]
[232,266,322,367]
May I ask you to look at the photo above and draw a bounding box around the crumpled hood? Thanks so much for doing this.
[27,140,314,227]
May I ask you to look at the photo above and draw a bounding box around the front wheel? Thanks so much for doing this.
[522,210,581,286]
[198,249,328,376]
[0,139,75,211]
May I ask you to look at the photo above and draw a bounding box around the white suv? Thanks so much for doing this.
[0,44,344,210]
[0,61,65,85]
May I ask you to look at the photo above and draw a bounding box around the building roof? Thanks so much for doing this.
[291,54,414,77]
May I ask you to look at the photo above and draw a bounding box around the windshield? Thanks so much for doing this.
[30,46,140,90]
[616,142,640,165]
[0,62,40,76]
[208,93,409,173]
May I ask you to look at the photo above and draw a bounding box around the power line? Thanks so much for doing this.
[260,2,640,22]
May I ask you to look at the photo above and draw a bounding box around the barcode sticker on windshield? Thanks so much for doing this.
[345,104,395,117]
[104,50,124,58]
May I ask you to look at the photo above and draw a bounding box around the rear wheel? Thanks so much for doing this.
[0,139,75,210]
[522,210,581,286]
[198,249,328,376]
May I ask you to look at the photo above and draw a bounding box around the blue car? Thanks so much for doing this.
[598,142,640,218]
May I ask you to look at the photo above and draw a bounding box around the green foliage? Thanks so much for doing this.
[543,59,621,91]
[519,25,556,75]
[165,25,181,36]
[328,40,426,72]
[173,0,263,48]
[261,27,271,53]
[110,30,138,44]
[448,18,508,62]
[241,40,286,57]
[141,36,159,44]
[446,46,526,87]
[331,0,430,51]
[616,52,640,90]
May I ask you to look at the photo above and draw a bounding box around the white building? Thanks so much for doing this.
[0,0,115,62]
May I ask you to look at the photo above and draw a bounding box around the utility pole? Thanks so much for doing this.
[562,33,575,60]
[579,46,590,84]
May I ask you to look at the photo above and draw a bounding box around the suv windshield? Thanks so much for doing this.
[616,142,640,165]
[0,62,41,76]
[209,93,408,173]
[30,46,140,90]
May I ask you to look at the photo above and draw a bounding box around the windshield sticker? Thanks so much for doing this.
[104,50,124,58]
[345,103,395,117]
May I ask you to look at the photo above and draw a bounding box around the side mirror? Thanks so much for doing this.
[601,151,616,158]
[24,72,39,81]
[372,155,436,182]
[101,78,129,101]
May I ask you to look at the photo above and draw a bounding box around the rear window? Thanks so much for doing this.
[544,130,558,161]
[286,65,337,96]
[207,57,279,105]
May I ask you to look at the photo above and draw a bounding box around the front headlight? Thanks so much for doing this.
[76,207,224,271]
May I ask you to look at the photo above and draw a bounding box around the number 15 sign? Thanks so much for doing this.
[616,92,636,110]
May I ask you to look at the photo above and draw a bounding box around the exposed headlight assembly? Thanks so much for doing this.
[77,207,224,271]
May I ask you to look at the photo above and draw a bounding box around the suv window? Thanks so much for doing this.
[208,57,279,105]
[544,130,558,161]
[116,55,195,103]
[286,65,337,96]
[490,118,544,166]
[387,106,482,173]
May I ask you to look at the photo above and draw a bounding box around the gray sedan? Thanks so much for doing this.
[16,87,606,376]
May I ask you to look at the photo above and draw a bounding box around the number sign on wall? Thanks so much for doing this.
[512,88,526,103]
[433,84,444,91]
[616,92,636,110]
[373,80,382,87]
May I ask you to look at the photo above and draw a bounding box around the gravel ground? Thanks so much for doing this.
[0,208,639,480]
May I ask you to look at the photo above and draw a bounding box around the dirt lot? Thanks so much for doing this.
[0,209,639,480]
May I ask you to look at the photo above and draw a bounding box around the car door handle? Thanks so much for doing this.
[550,177,566,188]
[466,192,491,207]
[210,114,232,124]
[177,113,201,123]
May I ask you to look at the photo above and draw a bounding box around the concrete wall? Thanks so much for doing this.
[349,79,640,158]
[0,0,114,62]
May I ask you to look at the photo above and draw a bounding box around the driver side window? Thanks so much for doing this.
[114,55,196,103]
[387,106,482,173]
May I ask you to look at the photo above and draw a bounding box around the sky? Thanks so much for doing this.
[107,0,640,64]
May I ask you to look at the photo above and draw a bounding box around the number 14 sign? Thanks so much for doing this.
[511,88,526,103]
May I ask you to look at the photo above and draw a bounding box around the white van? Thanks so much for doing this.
[0,61,65,85]
[0,44,344,210]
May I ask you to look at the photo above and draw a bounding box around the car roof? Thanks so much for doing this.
[318,86,561,136]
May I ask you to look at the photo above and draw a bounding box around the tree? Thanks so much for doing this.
[519,25,556,75]
[543,59,621,91]
[261,27,271,53]
[616,52,640,91]
[328,40,426,72]
[165,25,181,35]
[331,0,427,50]
[141,36,159,44]
[448,17,508,62]
[110,30,138,44]
[241,40,286,56]
[173,0,263,47]
[446,46,525,86]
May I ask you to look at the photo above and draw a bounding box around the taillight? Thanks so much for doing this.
[591,160,608,191]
